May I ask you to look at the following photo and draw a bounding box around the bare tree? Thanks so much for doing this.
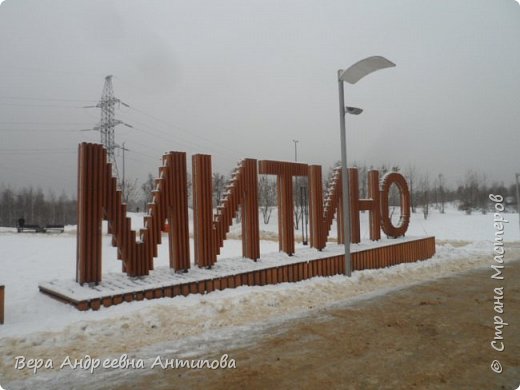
[122,178,140,211]
[478,173,488,214]
[258,175,276,224]
[212,172,226,207]
[0,187,15,226]
[0,186,76,226]
[141,173,155,211]
[419,173,430,220]
[437,173,446,214]
[405,164,418,213]
[293,179,302,230]
[458,170,480,214]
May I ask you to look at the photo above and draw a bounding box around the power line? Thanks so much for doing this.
[0,147,74,152]
[0,149,75,154]
[0,121,91,125]
[0,96,96,103]
[126,106,244,156]
[0,65,106,78]
[0,103,85,109]
[0,128,89,133]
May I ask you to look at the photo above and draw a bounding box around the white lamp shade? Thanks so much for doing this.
[339,56,395,84]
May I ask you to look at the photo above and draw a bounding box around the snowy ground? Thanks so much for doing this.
[0,205,519,388]
[1,205,517,338]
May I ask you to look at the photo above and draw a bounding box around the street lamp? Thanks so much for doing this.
[337,56,395,276]
[346,106,363,115]
[292,139,299,162]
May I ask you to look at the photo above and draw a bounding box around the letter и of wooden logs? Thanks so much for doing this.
[192,154,260,268]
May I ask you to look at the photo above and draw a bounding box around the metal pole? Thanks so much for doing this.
[302,185,308,245]
[293,139,302,239]
[338,70,352,276]
[516,173,520,238]
[122,142,126,199]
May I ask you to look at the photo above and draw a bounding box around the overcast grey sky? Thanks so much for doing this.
[0,0,519,195]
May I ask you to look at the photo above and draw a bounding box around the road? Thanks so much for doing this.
[124,259,520,389]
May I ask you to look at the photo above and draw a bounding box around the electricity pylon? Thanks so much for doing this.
[86,75,132,180]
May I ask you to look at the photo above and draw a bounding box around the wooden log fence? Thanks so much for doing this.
[42,236,436,311]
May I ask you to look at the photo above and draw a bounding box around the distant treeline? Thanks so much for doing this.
[0,167,517,227]
[0,187,76,227]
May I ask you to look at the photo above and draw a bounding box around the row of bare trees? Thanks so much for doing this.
[0,186,76,227]
[1,166,516,228]
[110,166,520,223]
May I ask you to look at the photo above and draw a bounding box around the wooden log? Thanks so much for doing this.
[277,267,284,283]
[220,277,228,290]
[193,154,216,268]
[76,301,89,311]
[308,165,326,250]
[348,168,361,244]
[163,287,173,298]
[167,152,191,271]
[266,269,272,284]
[173,285,181,297]
[181,285,190,296]
[287,265,293,282]
[90,299,101,311]
[260,270,266,286]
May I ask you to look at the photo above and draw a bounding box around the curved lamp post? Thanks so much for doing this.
[338,56,396,276]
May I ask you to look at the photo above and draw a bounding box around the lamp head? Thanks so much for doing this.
[339,56,395,84]
[346,106,363,115]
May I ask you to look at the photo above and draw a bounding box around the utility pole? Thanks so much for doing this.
[118,142,130,202]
